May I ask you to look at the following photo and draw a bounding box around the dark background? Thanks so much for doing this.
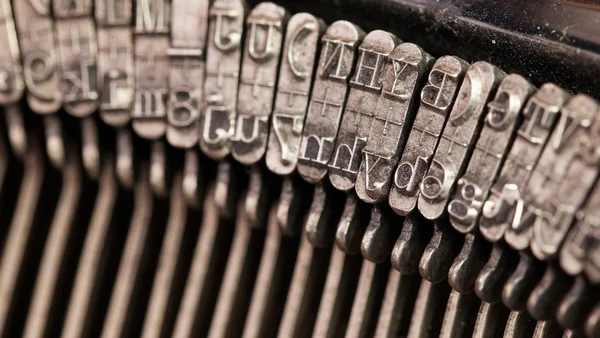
[248,0,600,98]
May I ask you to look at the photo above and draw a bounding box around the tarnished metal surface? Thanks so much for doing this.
[0,1,598,337]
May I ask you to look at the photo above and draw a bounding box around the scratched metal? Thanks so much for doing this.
[132,0,171,139]
[561,178,600,281]
[96,0,135,127]
[327,30,398,191]
[418,61,504,221]
[504,85,576,250]
[388,56,468,216]
[356,43,433,204]
[448,74,534,233]
[232,2,288,165]
[199,0,245,160]
[266,13,324,175]
[0,0,24,104]
[478,84,568,244]
[528,95,600,260]
[297,20,364,183]
[166,0,209,148]
[13,0,63,113]
[55,1,99,117]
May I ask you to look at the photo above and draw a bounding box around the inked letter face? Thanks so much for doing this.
[298,20,364,184]
[388,56,467,216]
[199,0,244,160]
[446,75,530,234]
[356,43,432,204]
[418,62,504,221]
[166,0,210,148]
[328,30,398,192]
[266,13,322,176]
[131,0,170,139]
[527,95,600,260]
[478,84,568,245]
[232,3,288,165]
[13,0,63,113]
[0,0,25,105]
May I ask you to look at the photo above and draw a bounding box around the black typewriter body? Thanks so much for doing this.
[0,0,599,337]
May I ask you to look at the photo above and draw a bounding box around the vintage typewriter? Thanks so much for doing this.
[0,0,599,337]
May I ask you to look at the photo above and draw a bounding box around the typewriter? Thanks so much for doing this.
[0,0,599,337]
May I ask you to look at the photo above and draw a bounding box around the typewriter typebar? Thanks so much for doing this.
[0,0,599,337]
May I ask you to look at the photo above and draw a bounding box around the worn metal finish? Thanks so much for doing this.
[345,260,389,338]
[312,245,361,338]
[391,214,429,275]
[525,95,600,260]
[54,0,99,117]
[166,0,209,148]
[132,0,171,139]
[419,222,460,283]
[562,175,600,282]
[297,20,364,183]
[96,0,134,127]
[438,290,480,338]
[356,43,433,203]
[207,200,265,338]
[418,61,504,221]
[171,184,234,337]
[21,149,82,338]
[448,233,489,294]
[61,158,121,338]
[266,13,324,175]
[327,30,398,191]
[0,141,45,336]
[502,252,544,311]
[527,264,571,321]
[374,269,420,338]
[388,56,468,216]
[13,0,62,113]
[140,174,190,338]
[199,0,245,160]
[276,175,309,236]
[243,206,300,338]
[277,234,331,337]
[406,279,450,338]
[475,243,513,303]
[335,193,366,255]
[5,105,27,158]
[557,277,597,329]
[1,2,600,336]
[479,84,569,246]
[101,166,153,338]
[232,2,288,165]
[472,302,510,338]
[0,0,24,105]
[304,183,336,248]
[585,303,600,338]
[449,74,534,233]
